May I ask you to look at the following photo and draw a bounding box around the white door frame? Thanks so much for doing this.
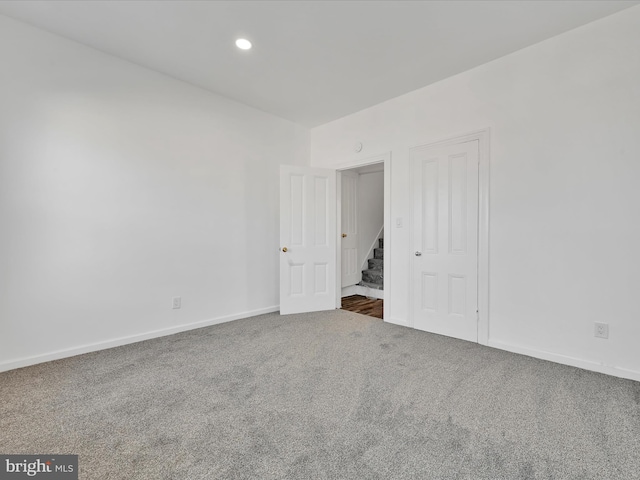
[335,152,391,322]
[409,129,490,345]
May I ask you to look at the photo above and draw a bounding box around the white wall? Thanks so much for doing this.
[311,7,640,380]
[357,171,384,272]
[0,15,309,370]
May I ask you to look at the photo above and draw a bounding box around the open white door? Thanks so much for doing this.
[280,165,337,315]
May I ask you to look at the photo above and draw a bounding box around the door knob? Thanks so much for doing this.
[282,247,288,252]
[342,233,347,238]
[415,251,422,256]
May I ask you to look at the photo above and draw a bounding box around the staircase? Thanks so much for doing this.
[359,238,383,290]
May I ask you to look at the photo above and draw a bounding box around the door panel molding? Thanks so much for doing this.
[409,129,490,345]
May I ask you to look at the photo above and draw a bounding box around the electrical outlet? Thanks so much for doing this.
[172,297,181,309]
[594,322,608,339]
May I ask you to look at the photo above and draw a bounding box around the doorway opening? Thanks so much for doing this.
[337,161,385,320]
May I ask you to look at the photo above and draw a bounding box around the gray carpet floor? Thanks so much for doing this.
[1,309,639,479]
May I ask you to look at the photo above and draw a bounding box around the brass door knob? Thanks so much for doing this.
[282,247,288,252]
[342,233,347,238]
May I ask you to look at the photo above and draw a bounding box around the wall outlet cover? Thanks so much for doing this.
[594,322,608,339]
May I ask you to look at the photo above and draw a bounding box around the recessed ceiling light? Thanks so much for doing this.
[235,38,252,50]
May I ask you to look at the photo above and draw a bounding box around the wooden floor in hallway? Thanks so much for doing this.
[341,295,383,319]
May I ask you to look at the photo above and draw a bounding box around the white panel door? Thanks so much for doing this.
[411,140,479,342]
[341,172,359,287]
[280,165,337,315]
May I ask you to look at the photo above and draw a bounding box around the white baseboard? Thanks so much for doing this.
[487,339,640,382]
[341,285,384,300]
[356,285,384,299]
[0,305,279,373]
[341,285,358,297]
[385,317,409,327]
[8,307,636,384]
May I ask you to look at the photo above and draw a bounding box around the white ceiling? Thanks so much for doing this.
[0,0,637,127]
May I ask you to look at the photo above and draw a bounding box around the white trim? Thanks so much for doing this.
[336,171,343,308]
[0,305,279,373]
[334,153,389,171]
[383,155,391,323]
[341,284,384,299]
[335,152,391,322]
[386,317,409,327]
[342,285,383,300]
[408,129,490,343]
[488,339,640,382]
[477,130,490,346]
[408,128,490,152]
[355,285,384,300]
[341,285,358,297]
